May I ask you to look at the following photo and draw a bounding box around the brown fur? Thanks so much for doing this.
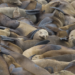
[1,47,51,75]
[0,55,10,75]
[32,50,75,60]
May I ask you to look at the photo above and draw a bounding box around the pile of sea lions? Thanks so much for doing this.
[0,0,75,75]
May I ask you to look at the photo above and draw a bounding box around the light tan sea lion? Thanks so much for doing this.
[0,28,10,37]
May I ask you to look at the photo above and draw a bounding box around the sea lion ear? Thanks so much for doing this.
[13,7,20,18]
[25,9,40,15]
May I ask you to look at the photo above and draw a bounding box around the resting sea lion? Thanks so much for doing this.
[0,28,10,37]
[3,54,33,75]
[0,47,51,75]
[32,59,75,73]
[0,0,22,6]
[46,54,75,62]
[0,7,40,23]
[0,13,19,29]
[16,21,49,40]
[23,44,61,58]
[32,50,75,60]
[71,1,75,9]
[0,54,10,75]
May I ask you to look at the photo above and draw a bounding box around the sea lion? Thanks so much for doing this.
[0,7,40,23]
[45,54,75,62]
[16,21,49,40]
[42,1,60,13]
[23,44,61,58]
[71,1,75,9]
[32,59,75,73]
[0,0,22,6]
[69,30,75,47]
[0,13,19,29]
[0,28,10,37]
[37,0,47,4]
[55,70,75,75]
[0,47,51,75]
[3,54,33,75]
[0,54,10,75]
[32,50,75,60]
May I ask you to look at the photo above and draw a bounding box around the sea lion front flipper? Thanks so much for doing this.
[35,40,50,46]
[26,9,40,15]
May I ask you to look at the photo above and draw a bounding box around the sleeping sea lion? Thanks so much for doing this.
[16,21,49,40]
[32,50,75,60]
[23,44,62,58]
[0,0,22,6]
[0,7,40,23]
[32,59,75,73]
[0,47,51,75]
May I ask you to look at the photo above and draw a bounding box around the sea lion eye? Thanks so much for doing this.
[40,32,42,34]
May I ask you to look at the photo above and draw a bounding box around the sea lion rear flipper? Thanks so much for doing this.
[0,36,15,42]
[35,40,50,46]
[26,9,40,15]
[64,61,75,70]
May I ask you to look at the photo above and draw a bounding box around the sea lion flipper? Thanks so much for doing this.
[50,7,66,15]
[0,36,15,42]
[26,9,40,15]
[35,40,50,46]
[64,61,75,70]
[44,67,54,73]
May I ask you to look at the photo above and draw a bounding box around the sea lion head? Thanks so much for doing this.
[69,30,75,47]
[32,55,41,60]
[33,29,49,40]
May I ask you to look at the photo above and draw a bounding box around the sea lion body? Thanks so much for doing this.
[32,50,75,60]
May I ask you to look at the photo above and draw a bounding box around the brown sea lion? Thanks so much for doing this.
[23,44,61,58]
[0,0,22,6]
[16,21,49,40]
[32,50,75,60]
[0,47,51,75]
[0,28,10,37]
[32,59,75,73]
[0,7,40,23]
[0,54,10,75]
[71,1,75,9]
[42,1,60,13]
[3,54,33,75]
[45,54,75,62]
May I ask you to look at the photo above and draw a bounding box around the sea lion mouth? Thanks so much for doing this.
[60,37,68,41]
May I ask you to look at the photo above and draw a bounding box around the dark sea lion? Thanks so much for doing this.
[0,47,51,75]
